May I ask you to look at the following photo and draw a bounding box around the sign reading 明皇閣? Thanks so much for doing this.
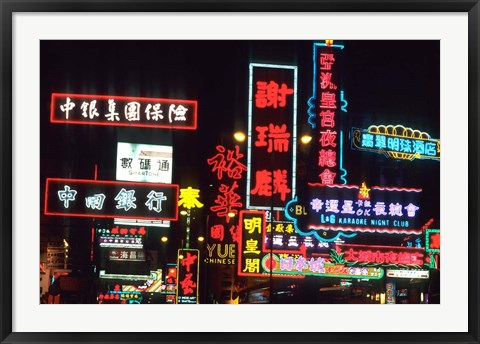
[45,178,179,220]
[51,93,197,129]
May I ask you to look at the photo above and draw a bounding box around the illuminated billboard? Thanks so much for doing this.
[246,63,297,211]
[116,142,173,183]
[45,178,179,220]
[51,93,197,129]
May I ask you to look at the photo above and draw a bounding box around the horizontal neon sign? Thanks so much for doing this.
[285,184,423,240]
[51,93,198,129]
[45,178,179,220]
[351,125,440,161]
[334,244,426,268]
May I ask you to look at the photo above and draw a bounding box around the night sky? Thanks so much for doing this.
[40,40,440,264]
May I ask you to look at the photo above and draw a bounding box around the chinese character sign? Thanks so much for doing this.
[351,125,440,161]
[246,64,297,210]
[45,178,179,220]
[51,93,197,130]
[97,225,146,248]
[108,248,146,262]
[286,183,423,239]
[335,244,427,267]
[176,249,199,304]
[238,210,265,276]
[311,42,344,185]
[116,142,173,183]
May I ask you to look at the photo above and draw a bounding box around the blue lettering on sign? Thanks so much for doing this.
[424,142,437,156]
[374,135,386,149]
[361,133,374,148]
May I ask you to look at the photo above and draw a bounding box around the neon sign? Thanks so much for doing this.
[237,210,304,279]
[246,63,297,211]
[207,145,246,224]
[45,178,179,220]
[278,256,384,279]
[98,226,145,248]
[176,249,199,304]
[307,41,346,185]
[286,183,423,240]
[351,125,440,161]
[425,229,440,253]
[178,187,204,210]
[51,93,197,129]
[333,244,427,268]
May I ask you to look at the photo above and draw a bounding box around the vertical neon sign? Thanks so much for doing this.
[309,42,345,185]
[246,63,297,211]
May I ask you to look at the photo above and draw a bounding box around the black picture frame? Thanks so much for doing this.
[1,1,478,344]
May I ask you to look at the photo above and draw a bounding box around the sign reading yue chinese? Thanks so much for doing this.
[116,142,173,183]
[286,183,423,241]
[351,125,440,161]
[176,249,199,304]
[45,178,179,220]
[246,63,297,211]
[51,93,198,130]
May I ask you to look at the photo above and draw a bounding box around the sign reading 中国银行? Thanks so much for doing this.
[51,93,197,129]
[45,178,179,220]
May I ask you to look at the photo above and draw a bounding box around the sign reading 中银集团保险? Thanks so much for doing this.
[51,93,197,129]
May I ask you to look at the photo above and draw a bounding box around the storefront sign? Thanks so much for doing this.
[351,125,440,161]
[116,142,173,183]
[45,178,179,220]
[237,210,304,279]
[386,269,430,279]
[98,226,145,248]
[334,244,426,267]
[176,249,199,304]
[51,93,197,129]
[108,249,146,262]
[386,282,396,304]
[286,183,423,241]
[425,229,440,253]
[307,41,347,185]
[246,63,297,210]
[204,243,236,265]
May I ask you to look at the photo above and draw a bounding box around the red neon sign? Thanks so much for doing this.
[51,93,198,130]
[335,244,426,266]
